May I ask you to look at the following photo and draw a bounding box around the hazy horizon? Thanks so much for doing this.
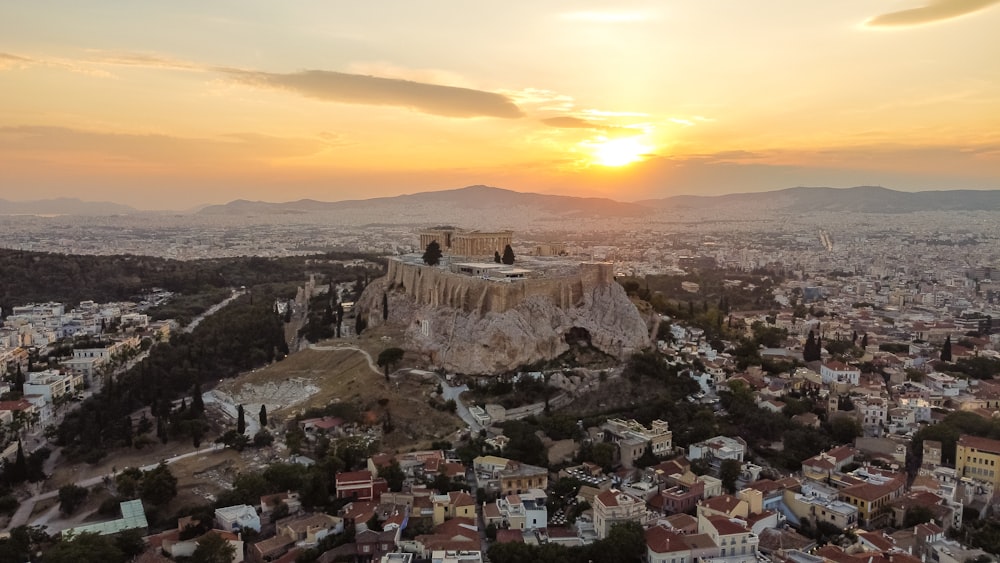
[3,1,1000,209]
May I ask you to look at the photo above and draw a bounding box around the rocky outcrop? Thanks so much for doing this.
[356,259,649,374]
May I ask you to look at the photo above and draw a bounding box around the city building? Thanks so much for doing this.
[593,489,646,540]
[601,418,673,468]
[955,435,1000,488]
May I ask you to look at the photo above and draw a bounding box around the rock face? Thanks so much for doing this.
[356,259,649,374]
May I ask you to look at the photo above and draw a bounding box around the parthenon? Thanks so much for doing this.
[418,227,513,258]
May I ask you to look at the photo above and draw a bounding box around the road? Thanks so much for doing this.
[6,444,225,533]
[436,374,481,433]
[5,291,244,533]
[184,289,245,333]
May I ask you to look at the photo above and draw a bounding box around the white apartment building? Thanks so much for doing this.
[23,370,83,402]
[689,436,746,463]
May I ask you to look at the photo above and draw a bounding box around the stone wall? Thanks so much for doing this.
[383,259,613,314]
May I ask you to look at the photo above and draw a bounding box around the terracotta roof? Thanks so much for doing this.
[336,469,373,483]
[495,529,524,544]
[859,531,895,552]
[705,515,750,536]
[702,494,742,514]
[646,526,690,554]
[958,434,1000,454]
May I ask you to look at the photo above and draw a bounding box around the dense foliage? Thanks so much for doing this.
[488,521,644,563]
[55,293,288,462]
[0,248,379,311]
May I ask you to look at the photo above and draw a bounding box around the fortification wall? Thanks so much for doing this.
[385,259,613,314]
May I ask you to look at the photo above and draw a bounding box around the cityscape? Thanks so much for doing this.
[3,1,1000,563]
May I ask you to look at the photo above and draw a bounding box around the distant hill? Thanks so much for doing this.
[641,186,1000,213]
[197,185,650,219]
[0,197,137,216]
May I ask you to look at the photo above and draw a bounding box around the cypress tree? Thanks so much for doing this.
[861,333,868,348]
[191,383,204,415]
[941,335,953,362]
[156,417,168,444]
[382,293,389,321]
[237,405,246,435]
[501,244,515,265]
[259,405,268,427]
[494,251,502,264]
[13,440,27,482]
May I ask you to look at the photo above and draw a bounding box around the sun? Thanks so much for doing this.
[589,137,651,167]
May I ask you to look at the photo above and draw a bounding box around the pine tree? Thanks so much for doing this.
[941,335,953,362]
[237,405,246,434]
[259,405,268,427]
[501,244,515,265]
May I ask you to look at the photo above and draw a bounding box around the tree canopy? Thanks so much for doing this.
[422,241,443,266]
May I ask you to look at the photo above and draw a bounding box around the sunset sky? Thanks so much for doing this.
[2,1,999,209]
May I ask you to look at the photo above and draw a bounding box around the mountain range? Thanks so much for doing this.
[4,185,1000,217]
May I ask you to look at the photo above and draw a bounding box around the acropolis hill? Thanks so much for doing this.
[356,251,651,374]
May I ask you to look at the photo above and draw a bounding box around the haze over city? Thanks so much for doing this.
[2,0,1000,209]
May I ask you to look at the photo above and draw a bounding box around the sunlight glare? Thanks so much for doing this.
[590,137,651,167]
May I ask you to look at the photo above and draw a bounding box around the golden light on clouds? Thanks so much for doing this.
[0,2,998,208]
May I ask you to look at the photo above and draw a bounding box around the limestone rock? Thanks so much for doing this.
[356,259,649,374]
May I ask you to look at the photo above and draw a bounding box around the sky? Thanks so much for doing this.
[2,0,999,209]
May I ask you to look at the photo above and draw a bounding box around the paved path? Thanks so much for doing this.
[6,444,225,533]
[184,289,244,333]
[308,343,380,374]
[436,375,480,433]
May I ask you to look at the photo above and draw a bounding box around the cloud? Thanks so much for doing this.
[220,68,524,119]
[88,51,207,72]
[866,0,1000,27]
[0,126,330,167]
[0,52,33,69]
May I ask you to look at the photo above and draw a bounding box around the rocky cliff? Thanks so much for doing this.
[356,259,650,374]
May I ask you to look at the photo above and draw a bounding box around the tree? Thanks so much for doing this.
[382,292,389,321]
[720,459,742,493]
[191,382,204,415]
[861,333,869,348]
[259,404,268,427]
[803,330,821,362]
[377,347,405,382]
[44,532,125,563]
[829,416,862,444]
[422,240,443,266]
[485,522,497,541]
[501,244,515,265]
[382,461,406,491]
[591,442,616,472]
[903,505,934,528]
[237,404,246,435]
[140,463,178,506]
[493,251,501,264]
[58,484,88,515]
[191,532,237,563]
[941,335,953,362]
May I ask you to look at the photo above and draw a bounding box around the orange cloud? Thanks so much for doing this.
[866,0,1000,26]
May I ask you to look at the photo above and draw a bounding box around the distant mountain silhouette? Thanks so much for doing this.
[197,185,650,218]
[0,197,137,216]
[641,186,1000,213]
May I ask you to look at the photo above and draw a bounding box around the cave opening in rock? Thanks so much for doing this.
[565,326,592,347]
